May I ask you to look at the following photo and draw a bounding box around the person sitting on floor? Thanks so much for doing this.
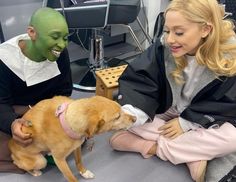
[0,7,72,173]
[109,0,236,182]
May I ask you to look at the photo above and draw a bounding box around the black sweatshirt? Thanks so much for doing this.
[0,49,73,134]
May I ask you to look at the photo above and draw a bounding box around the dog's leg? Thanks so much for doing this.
[74,147,95,179]
[11,152,47,177]
[53,157,78,182]
[27,169,42,176]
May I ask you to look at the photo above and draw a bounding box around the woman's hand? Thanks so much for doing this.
[158,118,183,139]
[11,118,33,147]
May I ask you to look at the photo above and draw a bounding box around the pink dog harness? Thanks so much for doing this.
[55,103,81,140]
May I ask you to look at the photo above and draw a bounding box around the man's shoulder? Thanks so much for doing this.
[0,34,28,56]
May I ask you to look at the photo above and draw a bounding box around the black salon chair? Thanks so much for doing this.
[107,0,153,51]
[44,0,151,91]
[224,0,236,20]
[44,0,109,29]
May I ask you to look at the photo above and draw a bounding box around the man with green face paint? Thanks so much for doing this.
[0,7,72,173]
[26,7,69,62]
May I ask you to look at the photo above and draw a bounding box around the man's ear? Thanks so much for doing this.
[27,26,37,41]
[201,23,212,38]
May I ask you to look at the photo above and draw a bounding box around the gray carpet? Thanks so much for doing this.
[0,132,192,182]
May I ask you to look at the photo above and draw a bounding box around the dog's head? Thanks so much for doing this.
[65,96,136,138]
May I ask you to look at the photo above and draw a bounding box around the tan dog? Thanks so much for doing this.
[8,96,136,182]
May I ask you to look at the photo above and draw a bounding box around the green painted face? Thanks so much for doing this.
[29,8,69,62]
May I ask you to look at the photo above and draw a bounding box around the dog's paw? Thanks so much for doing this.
[27,169,42,176]
[80,170,95,179]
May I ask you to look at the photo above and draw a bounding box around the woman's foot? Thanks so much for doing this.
[186,160,207,182]
[109,130,156,158]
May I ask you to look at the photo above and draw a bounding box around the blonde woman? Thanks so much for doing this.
[109,0,236,182]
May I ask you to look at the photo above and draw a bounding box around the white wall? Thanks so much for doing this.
[125,0,170,49]
[143,0,169,37]
[0,0,42,41]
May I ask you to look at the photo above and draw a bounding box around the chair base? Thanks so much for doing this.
[70,59,97,92]
[73,69,97,92]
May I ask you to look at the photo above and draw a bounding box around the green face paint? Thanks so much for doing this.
[29,8,69,62]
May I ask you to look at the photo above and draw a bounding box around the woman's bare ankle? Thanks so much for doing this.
[147,143,157,155]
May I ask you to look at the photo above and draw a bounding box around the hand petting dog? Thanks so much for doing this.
[11,118,33,147]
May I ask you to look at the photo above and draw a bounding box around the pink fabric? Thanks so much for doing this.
[186,160,206,181]
[129,116,236,165]
[110,131,156,159]
[55,103,81,139]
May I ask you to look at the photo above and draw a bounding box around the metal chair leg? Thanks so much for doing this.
[120,24,144,52]
[136,17,153,44]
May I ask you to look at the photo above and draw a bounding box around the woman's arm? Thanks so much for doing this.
[118,39,172,119]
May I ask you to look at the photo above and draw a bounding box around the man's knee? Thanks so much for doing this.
[0,131,11,160]
[0,131,25,173]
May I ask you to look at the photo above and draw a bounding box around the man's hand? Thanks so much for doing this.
[11,118,33,147]
[158,118,183,139]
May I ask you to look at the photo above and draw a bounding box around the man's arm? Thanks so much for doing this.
[0,59,18,134]
[0,104,18,134]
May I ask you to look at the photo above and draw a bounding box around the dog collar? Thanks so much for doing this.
[55,103,81,140]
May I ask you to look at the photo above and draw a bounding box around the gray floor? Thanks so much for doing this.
[0,133,192,182]
[0,90,193,182]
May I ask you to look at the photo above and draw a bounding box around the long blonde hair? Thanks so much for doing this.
[165,0,236,83]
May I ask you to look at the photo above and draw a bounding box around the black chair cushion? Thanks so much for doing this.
[47,0,141,27]
[47,0,108,28]
[107,3,140,24]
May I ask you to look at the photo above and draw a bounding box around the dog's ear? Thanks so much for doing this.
[86,115,105,138]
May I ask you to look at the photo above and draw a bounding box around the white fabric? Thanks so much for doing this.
[121,104,150,127]
[0,34,60,86]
